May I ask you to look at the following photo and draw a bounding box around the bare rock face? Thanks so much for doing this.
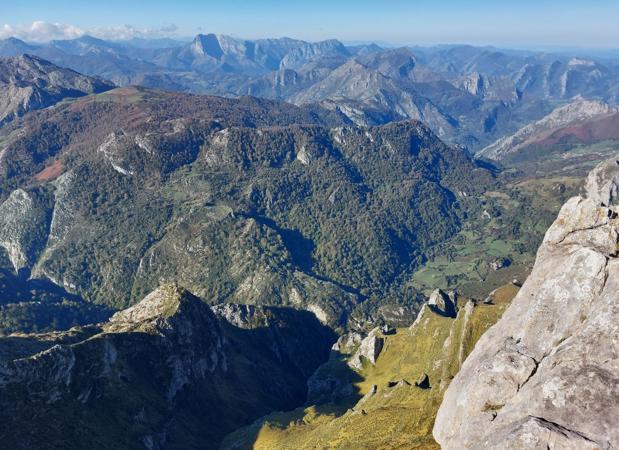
[433,156,619,449]
[348,327,384,370]
[584,157,619,206]
[0,189,51,273]
[428,288,457,317]
[331,331,363,352]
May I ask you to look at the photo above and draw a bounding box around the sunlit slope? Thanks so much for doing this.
[222,283,519,449]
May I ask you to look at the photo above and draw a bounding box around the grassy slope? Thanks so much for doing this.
[222,283,519,449]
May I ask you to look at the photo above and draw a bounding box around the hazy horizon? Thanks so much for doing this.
[2,0,618,49]
[2,31,619,58]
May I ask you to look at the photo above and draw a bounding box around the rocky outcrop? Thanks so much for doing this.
[428,288,458,317]
[490,256,511,271]
[0,284,335,449]
[433,156,619,450]
[414,373,430,389]
[348,327,384,370]
[0,188,51,274]
[331,331,363,352]
[585,156,619,206]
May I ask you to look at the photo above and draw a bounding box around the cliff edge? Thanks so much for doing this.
[433,156,619,449]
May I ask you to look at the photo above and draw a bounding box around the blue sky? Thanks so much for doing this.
[1,0,618,48]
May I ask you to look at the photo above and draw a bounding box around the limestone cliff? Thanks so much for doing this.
[433,156,619,449]
[0,188,51,274]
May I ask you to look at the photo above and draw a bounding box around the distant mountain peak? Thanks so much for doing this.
[0,37,37,55]
[568,57,596,67]
[50,34,103,45]
[479,98,619,160]
[191,33,225,58]
[5,36,28,44]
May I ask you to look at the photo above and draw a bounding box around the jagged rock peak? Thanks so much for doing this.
[433,155,619,450]
[191,33,227,58]
[108,283,202,326]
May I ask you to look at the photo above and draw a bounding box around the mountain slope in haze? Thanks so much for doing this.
[477,99,619,177]
[415,45,619,102]
[0,37,39,56]
[0,55,114,125]
[0,284,336,449]
[13,36,164,86]
[0,85,494,331]
[151,34,350,75]
[234,47,555,149]
[434,156,619,449]
[479,99,619,160]
[2,37,618,152]
[0,35,351,86]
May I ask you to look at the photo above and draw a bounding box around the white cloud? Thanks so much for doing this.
[1,21,85,42]
[89,24,180,41]
[0,21,180,43]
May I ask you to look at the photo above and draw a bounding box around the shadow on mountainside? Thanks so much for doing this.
[0,298,340,450]
[220,348,364,449]
[0,268,114,335]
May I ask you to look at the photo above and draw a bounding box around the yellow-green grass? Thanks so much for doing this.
[222,283,519,450]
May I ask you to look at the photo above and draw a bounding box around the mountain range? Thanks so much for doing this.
[0,36,617,449]
[0,54,582,333]
[2,34,619,151]
[0,74,496,332]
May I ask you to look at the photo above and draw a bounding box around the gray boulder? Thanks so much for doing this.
[414,373,430,389]
[348,328,384,370]
[433,155,619,449]
[428,288,457,317]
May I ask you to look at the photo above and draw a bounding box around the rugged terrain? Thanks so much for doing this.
[0,50,615,450]
[222,284,520,449]
[0,54,114,125]
[0,284,335,449]
[0,80,503,333]
[433,155,619,449]
[0,60,580,337]
[2,36,619,151]
[479,99,619,176]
